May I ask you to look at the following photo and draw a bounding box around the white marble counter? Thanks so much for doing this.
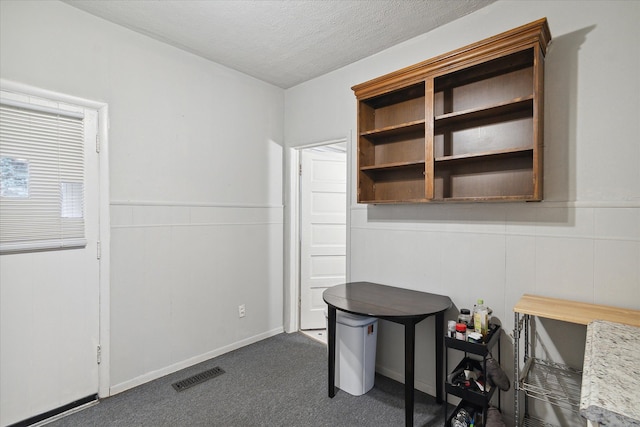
[580,320,640,426]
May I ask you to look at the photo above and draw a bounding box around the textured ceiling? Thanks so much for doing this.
[64,0,496,89]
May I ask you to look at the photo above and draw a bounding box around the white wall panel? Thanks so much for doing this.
[109,205,284,391]
[505,234,537,310]
[594,240,640,307]
[534,236,595,299]
[594,207,640,240]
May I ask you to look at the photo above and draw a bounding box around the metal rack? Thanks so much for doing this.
[519,357,582,411]
[513,296,586,427]
[514,312,584,426]
[513,294,640,426]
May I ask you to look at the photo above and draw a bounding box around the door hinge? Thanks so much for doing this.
[299,163,302,176]
[97,345,102,364]
[97,241,101,260]
[96,134,100,153]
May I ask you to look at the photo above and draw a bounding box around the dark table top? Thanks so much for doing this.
[323,282,452,322]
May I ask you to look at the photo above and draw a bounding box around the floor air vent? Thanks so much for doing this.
[172,366,225,392]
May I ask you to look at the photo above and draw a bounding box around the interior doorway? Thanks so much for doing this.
[297,141,347,340]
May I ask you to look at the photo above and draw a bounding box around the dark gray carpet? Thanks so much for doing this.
[47,333,450,426]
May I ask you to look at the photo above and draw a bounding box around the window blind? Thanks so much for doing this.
[0,98,86,253]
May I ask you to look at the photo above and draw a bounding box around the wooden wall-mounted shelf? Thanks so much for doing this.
[353,18,551,204]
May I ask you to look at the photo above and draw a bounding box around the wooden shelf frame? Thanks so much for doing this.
[353,18,551,204]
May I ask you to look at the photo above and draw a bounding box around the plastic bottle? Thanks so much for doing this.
[473,299,489,338]
[457,309,472,327]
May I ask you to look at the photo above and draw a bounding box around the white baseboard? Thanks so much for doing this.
[109,327,284,395]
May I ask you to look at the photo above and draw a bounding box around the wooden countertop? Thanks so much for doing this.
[513,294,640,327]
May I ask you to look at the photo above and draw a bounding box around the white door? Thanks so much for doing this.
[299,146,346,330]
[0,104,100,426]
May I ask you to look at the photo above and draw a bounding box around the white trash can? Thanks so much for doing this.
[325,309,378,396]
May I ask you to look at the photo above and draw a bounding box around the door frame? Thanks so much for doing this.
[1,79,111,398]
[284,136,351,333]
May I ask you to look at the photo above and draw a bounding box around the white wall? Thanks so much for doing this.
[0,0,284,403]
[285,0,640,423]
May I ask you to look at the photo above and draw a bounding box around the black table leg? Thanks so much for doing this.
[435,312,444,403]
[405,322,415,427]
[328,306,336,398]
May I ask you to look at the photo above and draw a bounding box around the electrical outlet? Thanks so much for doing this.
[238,304,246,318]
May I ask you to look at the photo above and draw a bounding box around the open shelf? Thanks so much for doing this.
[434,153,535,201]
[435,47,535,92]
[359,82,425,133]
[445,323,501,355]
[519,358,582,412]
[359,163,426,203]
[446,358,497,407]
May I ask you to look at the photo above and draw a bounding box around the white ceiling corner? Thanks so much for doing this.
[62,0,496,89]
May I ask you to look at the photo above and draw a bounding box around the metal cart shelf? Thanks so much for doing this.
[445,323,501,426]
